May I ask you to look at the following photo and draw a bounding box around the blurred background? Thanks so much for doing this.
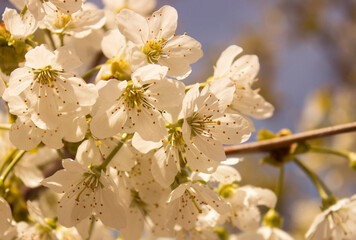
[1,0,356,239]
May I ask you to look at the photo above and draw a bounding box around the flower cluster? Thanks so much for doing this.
[1,1,355,240]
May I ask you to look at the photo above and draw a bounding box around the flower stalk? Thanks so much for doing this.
[0,150,26,185]
[294,158,336,208]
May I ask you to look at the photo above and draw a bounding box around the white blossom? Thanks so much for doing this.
[16,200,81,240]
[90,64,184,141]
[0,71,8,97]
[103,0,156,28]
[258,227,295,240]
[213,45,274,119]
[176,227,220,240]
[0,118,57,185]
[306,195,356,240]
[167,182,231,230]
[3,45,97,139]
[224,186,277,231]
[95,29,144,82]
[40,3,106,39]
[2,8,38,39]
[181,83,253,172]
[27,0,83,20]
[116,5,203,79]
[42,159,126,230]
[0,197,17,240]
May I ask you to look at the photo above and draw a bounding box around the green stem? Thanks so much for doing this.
[20,4,28,16]
[0,124,11,130]
[310,145,351,159]
[0,149,18,175]
[187,189,202,213]
[275,165,284,200]
[56,149,64,159]
[294,158,332,200]
[0,150,26,184]
[82,65,103,80]
[59,34,64,47]
[185,81,209,92]
[25,39,37,48]
[98,134,129,171]
[86,215,96,240]
[45,29,56,50]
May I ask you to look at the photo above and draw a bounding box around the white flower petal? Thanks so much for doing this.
[76,139,102,166]
[120,207,144,240]
[231,88,274,119]
[208,77,235,111]
[131,64,167,86]
[230,54,260,81]
[101,29,126,59]
[185,142,220,173]
[9,118,41,150]
[192,134,226,162]
[131,108,167,142]
[4,68,34,97]
[25,45,58,69]
[109,143,136,171]
[95,176,126,230]
[3,8,38,39]
[151,147,178,188]
[212,165,241,184]
[14,164,44,188]
[50,0,83,14]
[42,159,83,193]
[26,201,46,226]
[55,46,82,71]
[193,183,231,215]
[147,5,177,40]
[131,132,162,153]
[214,45,243,79]
[116,8,148,44]
[168,182,191,202]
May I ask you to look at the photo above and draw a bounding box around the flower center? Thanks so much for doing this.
[141,39,166,64]
[121,84,152,112]
[167,127,186,151]
[53,13,72,30]
[109,59,131,81]
[187,113,221,138]
[75,171,102,202]
[33,65,59,86]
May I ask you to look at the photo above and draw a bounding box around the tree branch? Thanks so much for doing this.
[224,122,356,154]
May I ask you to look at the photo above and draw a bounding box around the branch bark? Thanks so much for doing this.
[224,122,356,154]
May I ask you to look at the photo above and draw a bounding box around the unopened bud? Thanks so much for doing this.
[349,152,356,171]
[263,208,283,228]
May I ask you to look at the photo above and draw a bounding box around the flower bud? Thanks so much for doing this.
[263,208,283,228]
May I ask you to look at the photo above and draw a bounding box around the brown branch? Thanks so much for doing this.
[224,122,356,154]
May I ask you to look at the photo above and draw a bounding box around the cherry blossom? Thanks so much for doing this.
[306,195,356,240]
[116,5,203,79]
[182,83,253,172]
[213,45,274,119]
[27,0,83,20]
[40,3,106,39]
[2,8,38,40]
[0,198,17,240]
[42,159,126,230]
[103,0,156,28]
[90,64,184,141]
[167,181,231,230]
[3,44,97,131]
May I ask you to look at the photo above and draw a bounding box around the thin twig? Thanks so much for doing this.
[224,122,356,154]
